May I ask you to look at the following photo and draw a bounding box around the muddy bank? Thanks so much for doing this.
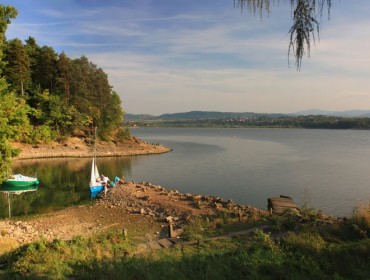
[11,136,171,160]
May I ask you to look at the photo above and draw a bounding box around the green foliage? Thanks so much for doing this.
[0,12,126,145]
[28,125,56,144]
[3,38,30,96]
[3,221,369,280]
[3,230,133,279]
[114,127,131,141]
[0,89,30,180]
[0,3,127,181]
[0,4,17,72]
[183,217,211,241]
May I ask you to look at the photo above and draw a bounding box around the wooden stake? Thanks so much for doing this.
[7,192,11,219]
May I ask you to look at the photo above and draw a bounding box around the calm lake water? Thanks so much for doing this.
[2,128,370,218]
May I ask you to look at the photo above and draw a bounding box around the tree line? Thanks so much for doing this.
[128,115,370,130]
[0,4,127,181]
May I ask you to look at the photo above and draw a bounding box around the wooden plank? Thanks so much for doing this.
[268,195,297,214]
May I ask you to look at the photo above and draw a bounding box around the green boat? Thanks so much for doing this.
[3,174,40,187]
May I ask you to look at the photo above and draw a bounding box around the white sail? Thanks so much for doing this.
[90,158,96,185]
[94,160,100,180]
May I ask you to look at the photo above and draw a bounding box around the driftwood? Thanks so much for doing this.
[267,195,298,214]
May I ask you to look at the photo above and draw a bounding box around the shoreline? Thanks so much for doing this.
[0,181,268,252]
[11,136,171,160]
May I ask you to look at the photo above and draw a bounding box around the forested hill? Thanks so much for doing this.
[3,37,125,142]
[0,4,127,181]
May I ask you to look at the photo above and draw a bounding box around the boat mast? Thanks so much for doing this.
[94,126,97,162]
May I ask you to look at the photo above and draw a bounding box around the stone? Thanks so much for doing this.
[157,238,174,248]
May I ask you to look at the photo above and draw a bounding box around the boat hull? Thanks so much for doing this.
[4,174,40,187]
[90,185,104,199]
[4,179,40,187]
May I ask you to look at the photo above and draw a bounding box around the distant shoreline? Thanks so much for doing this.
[126,113,370,130]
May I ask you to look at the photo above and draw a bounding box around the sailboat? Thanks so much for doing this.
[89,127,104,198]
[89,157,104,198]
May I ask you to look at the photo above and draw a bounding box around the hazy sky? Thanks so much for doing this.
[4,0,370,115]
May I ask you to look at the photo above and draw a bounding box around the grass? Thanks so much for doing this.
[0,205,370,279]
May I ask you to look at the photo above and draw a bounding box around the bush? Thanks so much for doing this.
[350,203,370,239]
[114,127,130,141]
[28,125,56,144]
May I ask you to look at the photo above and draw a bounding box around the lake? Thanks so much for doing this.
[2,128,370,218]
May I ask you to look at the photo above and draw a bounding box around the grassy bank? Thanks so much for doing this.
[1,205,369,279]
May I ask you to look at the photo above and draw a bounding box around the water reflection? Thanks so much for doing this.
[0,157,134,218]
[3,128,370,218]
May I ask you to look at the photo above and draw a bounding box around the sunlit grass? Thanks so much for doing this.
[1,205,370,279]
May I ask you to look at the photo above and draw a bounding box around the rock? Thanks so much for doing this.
[213,202,222,209]
[227,199,235,206]
[192,195,202,201]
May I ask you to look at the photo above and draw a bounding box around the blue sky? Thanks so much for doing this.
[4,0,370,115]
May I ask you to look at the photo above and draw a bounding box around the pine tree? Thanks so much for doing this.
[3,38,31,96]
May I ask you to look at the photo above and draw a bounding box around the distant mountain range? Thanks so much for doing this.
[125,110,370,121]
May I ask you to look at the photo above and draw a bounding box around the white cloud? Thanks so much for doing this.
[6,0,370,114]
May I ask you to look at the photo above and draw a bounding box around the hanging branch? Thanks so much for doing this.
[236,0,331,70]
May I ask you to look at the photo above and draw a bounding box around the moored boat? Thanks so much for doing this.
[4,174,40,187]
[89,157,104,198]
[89,127,104,198]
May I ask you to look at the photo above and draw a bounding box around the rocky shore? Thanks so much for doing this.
[0,181,266,254]
[11,136,170,160]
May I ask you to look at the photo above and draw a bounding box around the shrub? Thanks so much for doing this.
[114,127,130,141]
[350,203,370,239]
[28,125,56,144]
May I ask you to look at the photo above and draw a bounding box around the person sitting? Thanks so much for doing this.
[116,176,125,185]
[102,174,110,185]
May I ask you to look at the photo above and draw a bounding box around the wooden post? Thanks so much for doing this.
[168,224,174,238]
[122,228,128,239]
[7,192,11,219]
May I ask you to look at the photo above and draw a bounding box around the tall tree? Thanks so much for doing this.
[3,38,31,96]
[99,90,124,139]
[0,4,25,181]
[33,45,58,91]
[56,51,71,102]
[25,36,40,91]
[0,4,17,72]
[236,0,331,69]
